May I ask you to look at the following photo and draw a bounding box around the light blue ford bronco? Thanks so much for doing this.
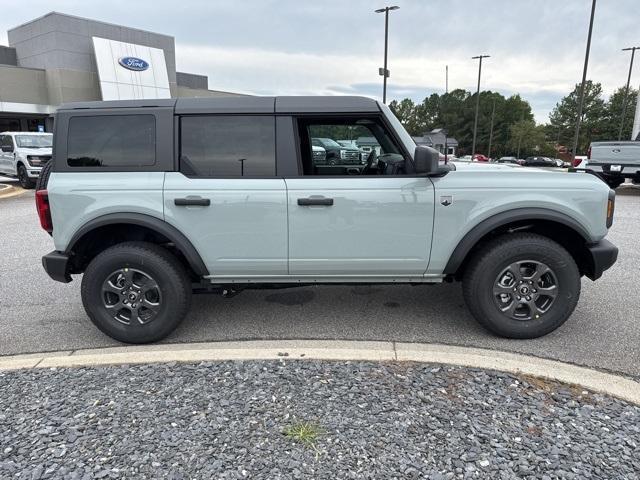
[36,96,618,344]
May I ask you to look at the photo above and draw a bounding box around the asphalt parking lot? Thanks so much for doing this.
[0,178,639,378]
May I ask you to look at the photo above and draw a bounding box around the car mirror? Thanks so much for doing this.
[1,146,13,153]
[414,146,440,175]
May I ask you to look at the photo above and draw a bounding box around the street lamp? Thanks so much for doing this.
[375,5,399,104]
[619,46,640,140]
[571,0,596,161]
[471,54,490,160]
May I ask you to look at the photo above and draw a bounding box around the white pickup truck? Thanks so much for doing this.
[585,137,640,188]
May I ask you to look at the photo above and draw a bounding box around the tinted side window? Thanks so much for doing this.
[67,115,155,167]
[1,135,13,149]
[180,116,275,177]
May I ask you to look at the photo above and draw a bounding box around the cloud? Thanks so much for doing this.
[0,0,638,122]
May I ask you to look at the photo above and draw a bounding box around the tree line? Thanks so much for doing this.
[388,81,638,159]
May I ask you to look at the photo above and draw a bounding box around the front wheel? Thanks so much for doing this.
[81,242,192,343]
[18,165,35,189]
[462,233,580,339]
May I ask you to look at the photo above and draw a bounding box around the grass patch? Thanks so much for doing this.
[283,421,324,457]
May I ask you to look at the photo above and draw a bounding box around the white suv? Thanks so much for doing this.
[0,132,53,188]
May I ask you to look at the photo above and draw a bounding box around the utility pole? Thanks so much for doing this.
[618,46,639,140]
[487,98,496,158]
[375,6,399,104]
[445,65,448,94]
[571,0,596,161]
[471,54,490,159]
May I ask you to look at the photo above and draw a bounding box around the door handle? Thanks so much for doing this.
[174,197,210,206]
[297,197,334,206]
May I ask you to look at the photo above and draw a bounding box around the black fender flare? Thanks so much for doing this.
[66,212,208,277]
[442,208,592,275]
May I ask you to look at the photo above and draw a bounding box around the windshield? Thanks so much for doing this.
[15,134,52,148]
[378,103,416,156]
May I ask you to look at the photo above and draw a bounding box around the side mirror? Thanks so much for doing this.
[414,145,440,174]
[1,146,13,153]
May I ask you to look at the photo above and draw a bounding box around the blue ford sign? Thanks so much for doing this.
[118,57,149,71]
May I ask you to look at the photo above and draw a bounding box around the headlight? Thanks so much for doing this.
[340,149,346,159]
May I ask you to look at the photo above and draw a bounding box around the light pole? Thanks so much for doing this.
[471,54,490,159]
[487,98,496,159]
[619,46,640,140]
[571,0,596,161]
[375,5,399,104]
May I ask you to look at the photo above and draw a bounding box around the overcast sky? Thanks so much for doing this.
[1,0,638,122]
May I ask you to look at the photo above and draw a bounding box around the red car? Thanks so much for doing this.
[473,154,490,162]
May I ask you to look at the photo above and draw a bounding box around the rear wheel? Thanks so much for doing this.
[604,176,624,189]
[81,242,192,343]
[35,160,53,191]
[462,233,580,339]
[18,165,35,189]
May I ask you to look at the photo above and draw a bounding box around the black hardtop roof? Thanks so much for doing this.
[58,96,381,114]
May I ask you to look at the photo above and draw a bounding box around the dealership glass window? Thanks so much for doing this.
[67,115,155,167]
[180,116,275,176]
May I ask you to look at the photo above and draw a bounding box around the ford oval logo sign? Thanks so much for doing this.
[118,57,149,71]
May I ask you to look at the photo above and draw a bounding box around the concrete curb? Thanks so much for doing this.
[1,340,638,405]
[0,183,26,199]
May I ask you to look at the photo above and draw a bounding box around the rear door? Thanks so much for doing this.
[164,114,288,278]
[284,115,435,278]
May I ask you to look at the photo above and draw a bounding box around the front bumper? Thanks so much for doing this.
[24,164,43,178]
[585,239,618,281]
[42,251,72,283]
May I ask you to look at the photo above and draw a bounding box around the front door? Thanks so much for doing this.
[285,116,435,278]
[164,115,288,278]
[0,135,12,174]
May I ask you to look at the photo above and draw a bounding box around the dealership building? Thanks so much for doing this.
[0,12,244,132]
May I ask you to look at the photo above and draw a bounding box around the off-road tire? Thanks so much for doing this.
[81,241,192,344]
[35,159,53,191]
[462,233,581,339]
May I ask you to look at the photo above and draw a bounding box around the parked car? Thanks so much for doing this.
[37,96,617,344]
[0,132,52,188]
[584,141,640,189]
[521,156,557,168]
[312,137,363,165]
[494,156,520,165]
[473,154,490,162]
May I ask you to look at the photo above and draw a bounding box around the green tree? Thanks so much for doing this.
[600,86,638,140]
[548,80,606,154]
[507,120,548,158]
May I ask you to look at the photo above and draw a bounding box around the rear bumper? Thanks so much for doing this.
[587,163,640,178]
[42,251,72,283]
[585,239,618,281]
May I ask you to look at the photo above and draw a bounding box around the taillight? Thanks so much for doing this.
[36,190,53,233]
[572,157,583,167]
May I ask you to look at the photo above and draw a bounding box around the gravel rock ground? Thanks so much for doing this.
[1,361,638,479]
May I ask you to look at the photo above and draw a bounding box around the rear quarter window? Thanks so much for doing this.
[67,115,155,167]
